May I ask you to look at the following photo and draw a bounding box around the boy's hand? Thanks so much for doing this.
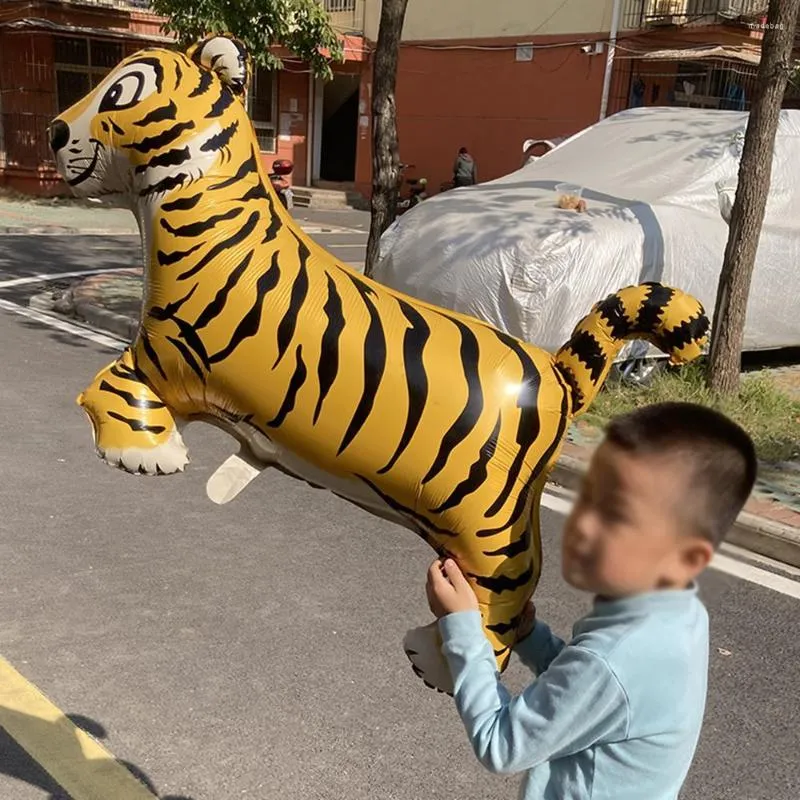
[426,558,479,618]
[517,601,537,641]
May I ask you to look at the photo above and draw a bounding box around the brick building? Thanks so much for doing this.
[1,0,795,198]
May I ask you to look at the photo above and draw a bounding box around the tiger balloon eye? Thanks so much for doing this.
[51,34,709,696]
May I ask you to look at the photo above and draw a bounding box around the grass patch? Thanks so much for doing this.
[582,362,800,463]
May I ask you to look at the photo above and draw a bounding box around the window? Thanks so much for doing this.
[249,66,277,153]
[54,37,123,113]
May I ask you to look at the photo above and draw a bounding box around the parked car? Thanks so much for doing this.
[374,107,800,359]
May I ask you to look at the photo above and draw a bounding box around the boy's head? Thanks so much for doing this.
[562,402,756,598]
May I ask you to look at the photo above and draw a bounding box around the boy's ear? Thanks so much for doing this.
[187,35,250,99]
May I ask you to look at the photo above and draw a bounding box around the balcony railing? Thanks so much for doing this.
[624,0,768,28]
[321,0,364,33]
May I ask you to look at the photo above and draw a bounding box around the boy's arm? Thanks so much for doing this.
[439,611,629,776]
[514,620,566,675]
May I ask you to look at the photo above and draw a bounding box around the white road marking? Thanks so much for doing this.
[0,267,136,289]
[540,489,800,599]
[0,297,124,350]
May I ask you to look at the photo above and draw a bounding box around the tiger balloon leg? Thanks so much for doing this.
[77,348,189,475]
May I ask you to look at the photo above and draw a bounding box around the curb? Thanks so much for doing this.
[51,299,800,572]
[73,301,138,341]
[546,456,800,570]
[0,226,137,235]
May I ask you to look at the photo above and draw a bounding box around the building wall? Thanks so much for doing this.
[390,34,609,193]
[364,0,616,41]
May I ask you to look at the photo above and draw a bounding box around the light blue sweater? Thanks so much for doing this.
[439,586,709,799]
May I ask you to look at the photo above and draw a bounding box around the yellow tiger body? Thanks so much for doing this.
[51,36,710,694]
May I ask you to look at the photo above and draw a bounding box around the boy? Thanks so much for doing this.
[426,402,756,799]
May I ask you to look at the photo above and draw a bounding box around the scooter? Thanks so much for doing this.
[396,163,428,216]
[269,158,294,209]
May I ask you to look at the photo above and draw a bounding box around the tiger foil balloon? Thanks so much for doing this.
[50,35,710,694]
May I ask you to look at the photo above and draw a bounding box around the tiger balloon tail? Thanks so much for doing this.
[51,34,709,695]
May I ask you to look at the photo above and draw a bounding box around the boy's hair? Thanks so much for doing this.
[605,402,757,546]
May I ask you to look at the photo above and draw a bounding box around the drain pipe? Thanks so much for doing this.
[599,0,623,121]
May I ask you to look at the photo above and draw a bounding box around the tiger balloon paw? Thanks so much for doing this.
[77,348,189,476]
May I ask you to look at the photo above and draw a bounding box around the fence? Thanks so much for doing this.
[623,0,768,28]
[0,111,55,171]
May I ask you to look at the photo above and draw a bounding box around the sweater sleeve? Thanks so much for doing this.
[514,620,566,675]
[439,611,629,776]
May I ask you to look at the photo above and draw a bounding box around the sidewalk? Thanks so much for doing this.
[0,193,137,234]
[33,270,800,571]
[0,191,370,236]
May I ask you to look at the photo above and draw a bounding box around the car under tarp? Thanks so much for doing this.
[374,106,800,358]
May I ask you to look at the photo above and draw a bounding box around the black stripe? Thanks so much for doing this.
[110,120,125,136]
[157,240,203,266]
[477,379,570,538]
[205,88,235,118]
[431,411,501,514]
[240,183,268,201]
[262,191,283,242]
[337,275,386,457]
[377,300,431,474]
[161,207,242,238]
[208,251,281,363]
[168,314,211,371]
[469,561,534,596]
[133,100,177,127]
[162,193,202,212]
[200,120,239,152]
[634,283,675,333]
[658,311,709,352]
[140,173,188,198]
[483,523,531,559]
[107,410,165,435]
[595,292,630,340]
[210,52,225,69]
[210,151,257,190]
[273,235,310,368]
[99,379,165,410]
[175,61,182,90]
[194,251,254,330]
[422,319,483,484]
[140,331,167,380]
[313,274,344,425]
[554,363,583,414]
[565,330,606,383]
[129,57,164,92]
[486,610,524,636]
[135,145,191,174]
[177,210,259,281]
[166,335,206,381]
[356,476,458,538]
[124,121,195,154]
[109,364,136,381]
[266,345,307,428]
[484,332,541,518]
[148,283,198,321]
[189,69,213,97]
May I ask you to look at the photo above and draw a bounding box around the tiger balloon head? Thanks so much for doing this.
[48,35,252,199]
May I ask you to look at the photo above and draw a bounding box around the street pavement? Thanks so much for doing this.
[1,233,800,800]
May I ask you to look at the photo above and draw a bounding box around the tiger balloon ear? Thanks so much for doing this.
[187,35,250,99]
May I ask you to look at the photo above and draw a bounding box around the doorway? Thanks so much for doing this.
[319,73,359,183]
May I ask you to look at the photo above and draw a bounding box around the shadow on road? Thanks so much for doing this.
[0,709,193,800]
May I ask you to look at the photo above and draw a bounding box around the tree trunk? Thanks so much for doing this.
[706,0,800,394]
[364,0,409,277]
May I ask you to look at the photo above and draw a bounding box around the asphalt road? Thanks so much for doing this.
[1,234,799,800]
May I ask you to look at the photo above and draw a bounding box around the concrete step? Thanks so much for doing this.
[291,185,369,211]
